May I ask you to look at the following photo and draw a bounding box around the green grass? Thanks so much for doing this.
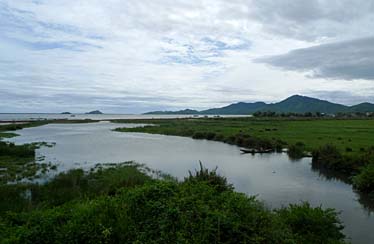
[0,132,18,139]
[0,163,346,244]
[114,118,374,155]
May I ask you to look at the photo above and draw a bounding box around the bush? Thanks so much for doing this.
[184,162,233,192]
[0,163,152,214]
[0,176,347,244]
[276,202,345,244]
[192,132,206,139]
[205,132,216,140]
[352,163,374,194]
[312,144,343,170]
[287,142,306,159]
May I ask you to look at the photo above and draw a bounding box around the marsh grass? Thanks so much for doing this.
[0,162,153,214]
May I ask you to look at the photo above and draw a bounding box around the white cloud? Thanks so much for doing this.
[0,0,373,113]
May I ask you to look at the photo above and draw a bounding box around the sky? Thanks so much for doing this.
[1,0,374,113]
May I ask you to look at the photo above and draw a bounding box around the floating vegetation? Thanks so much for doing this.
[0,141,58,184]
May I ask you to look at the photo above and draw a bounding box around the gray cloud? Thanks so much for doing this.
[304,90,374,105]
[249,0,374,41]
[256,37,374,80]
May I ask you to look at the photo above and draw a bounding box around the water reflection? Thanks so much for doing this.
[310,163,374,214]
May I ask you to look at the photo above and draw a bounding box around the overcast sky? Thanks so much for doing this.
[1,0,374,113]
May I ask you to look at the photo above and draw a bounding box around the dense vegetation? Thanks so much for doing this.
[114,117,374,194]
[253,111,374,118]
[0,163,346,243]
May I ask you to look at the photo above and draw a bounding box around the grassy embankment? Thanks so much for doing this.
[113,117,374,194]
[0,162,347,243]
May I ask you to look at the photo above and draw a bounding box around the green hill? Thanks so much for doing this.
[349,102,374,112]
[266,95,347,113]
[144,95,374,115]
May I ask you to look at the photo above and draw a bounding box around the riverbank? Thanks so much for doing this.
[113,117,374,195]
[0,162,346,243]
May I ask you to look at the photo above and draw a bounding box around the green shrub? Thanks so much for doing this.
[276,202,345,244]
[184,162,233,192]
[312,144,343,170]
[192,132,206,139]
[205,132,216,140]
[0,165,347,244]
[287,142,306,159]
[352,163,374,193]
[0,163,152,214]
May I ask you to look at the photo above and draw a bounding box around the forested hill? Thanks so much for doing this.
[145,95,374,115]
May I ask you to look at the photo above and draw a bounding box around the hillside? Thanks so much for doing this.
[350,103,374,112]
[143,109,199,115]
[265,95,347,113]
[201,102,267,114]
[144,95,374,115]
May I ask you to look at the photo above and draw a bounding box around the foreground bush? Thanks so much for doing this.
[0,164,347,244]
[276,203,345,244]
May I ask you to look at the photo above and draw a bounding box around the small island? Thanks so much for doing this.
[85,110,103,114]
[61,112,71,114]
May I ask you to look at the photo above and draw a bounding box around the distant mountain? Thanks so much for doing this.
[144,95,374,115]
[201,102,267,114]
[349,103,374,112]
[144,109,199,115]
[85,110,103,114]
[265,95,347,114]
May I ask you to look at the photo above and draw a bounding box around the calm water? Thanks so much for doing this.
[5,122,374,244]
[0,113,250,122]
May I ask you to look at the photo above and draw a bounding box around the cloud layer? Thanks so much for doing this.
[1,0,373,113]
[257,37,374,80]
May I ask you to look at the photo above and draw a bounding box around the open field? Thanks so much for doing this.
[114,118,374,155]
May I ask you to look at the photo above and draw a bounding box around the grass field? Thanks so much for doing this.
[114,118,374,155]
[115,117,374,194]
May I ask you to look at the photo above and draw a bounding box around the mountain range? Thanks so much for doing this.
[145,95,374,115]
